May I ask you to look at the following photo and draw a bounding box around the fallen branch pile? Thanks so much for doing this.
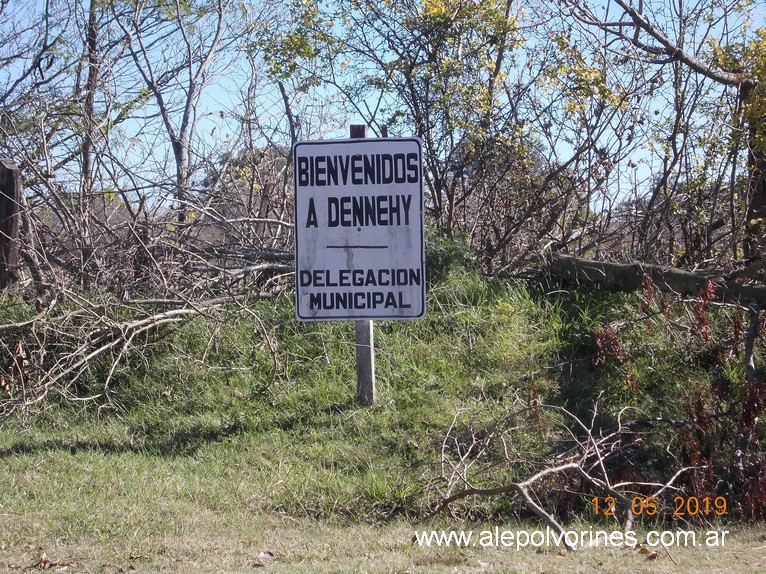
[0,292,268,418]
[429,403,700,552]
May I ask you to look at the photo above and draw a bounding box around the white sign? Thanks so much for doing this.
[294,137,425,321]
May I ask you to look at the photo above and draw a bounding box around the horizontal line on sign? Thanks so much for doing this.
[326,245,389,249]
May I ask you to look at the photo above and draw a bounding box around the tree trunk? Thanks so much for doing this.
[79,0,100,288]
[742,80,766,261]
[548,252,766,302]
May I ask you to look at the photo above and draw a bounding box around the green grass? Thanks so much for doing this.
[1,268,765,572]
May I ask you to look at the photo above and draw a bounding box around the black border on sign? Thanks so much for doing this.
[293,137,426,322]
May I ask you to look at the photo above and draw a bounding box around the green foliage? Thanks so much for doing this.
[262,0,332,81]
[0,293,36,325]
[425,231,478,284]
[0,274,563,523]
[742,28,766,153]
[3,273,766,528]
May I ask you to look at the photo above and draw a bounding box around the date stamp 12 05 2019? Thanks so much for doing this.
[590,495,728,518]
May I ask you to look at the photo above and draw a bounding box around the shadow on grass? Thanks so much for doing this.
[0,396,375,460]
[522,281,629,418]
[0,417,250,459]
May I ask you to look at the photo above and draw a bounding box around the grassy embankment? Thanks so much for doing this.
[1,261,764,573]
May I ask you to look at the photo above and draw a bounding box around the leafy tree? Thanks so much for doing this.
[564,0,766,265]
[296,0,627,270]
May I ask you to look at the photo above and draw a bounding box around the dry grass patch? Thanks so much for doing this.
[2,514,764,573]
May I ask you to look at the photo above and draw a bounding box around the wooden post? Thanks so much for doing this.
[0,158,21,290]
[355,319,375,406]
[350,124,376,406]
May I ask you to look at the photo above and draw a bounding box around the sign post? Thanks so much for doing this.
[293,127,425,405]
[0,158,20,290]
[350,125,375,406]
